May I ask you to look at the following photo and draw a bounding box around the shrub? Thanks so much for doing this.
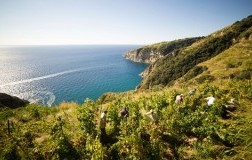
[226,62,242,69]
[234,70,252,80]
[0,110,14,121]
[51,117,79,160]
[184,66,208,80]
[77,99,97,137]
[2,143,21,160]
[85,137,107,160]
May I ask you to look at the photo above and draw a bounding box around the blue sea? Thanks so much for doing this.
[0,45,147,106]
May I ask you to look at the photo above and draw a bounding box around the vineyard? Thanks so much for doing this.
[0,79,252,159]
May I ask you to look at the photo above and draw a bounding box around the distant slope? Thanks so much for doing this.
[138,15,252,89]
[123,37,203,63]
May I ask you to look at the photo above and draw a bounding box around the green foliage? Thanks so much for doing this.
[51,117,79,160]
[107,101,121,135]
[142,37,203,56]
[184,66,208,81]
[51,117,65,137]
[194,142,224,159]
[77,99,97,137]
[233,69,252,80]
[0,110,13,121]
[111,132,144,159]
[22,130,34,148]
[2,143,21,160]
[85,137,107,160]
[29,108,40,119]
[226,62,242,69]
[53,134,79,160]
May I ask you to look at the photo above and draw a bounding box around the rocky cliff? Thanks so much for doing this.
[123,48,163,63]
[123,37,203,64]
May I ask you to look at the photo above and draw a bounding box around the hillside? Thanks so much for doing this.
[179,27,252,86]
[0,15,252,160]
[138,15,252,89]
[123,37,203,64]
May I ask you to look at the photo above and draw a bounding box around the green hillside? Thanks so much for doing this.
[139,15,252,89]
[140,37,203,56]
[0,16,252,159]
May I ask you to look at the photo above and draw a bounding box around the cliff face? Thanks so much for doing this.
[124,48,163,63]
[123,37,203,64]
[139,64,153,78]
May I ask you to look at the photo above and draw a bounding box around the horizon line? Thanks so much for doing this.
[0,43,147,46]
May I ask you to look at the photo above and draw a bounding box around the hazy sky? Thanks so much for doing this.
[0,0,251,45]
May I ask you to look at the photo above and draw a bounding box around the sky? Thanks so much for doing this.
[0,0,251,45]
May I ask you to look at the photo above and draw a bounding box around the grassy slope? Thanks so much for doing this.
[139,15,252,89]
[178,26,252,86]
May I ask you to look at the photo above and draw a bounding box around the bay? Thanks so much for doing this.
[0,45,147,106]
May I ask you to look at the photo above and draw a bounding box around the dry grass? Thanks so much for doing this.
[35,135,50,144]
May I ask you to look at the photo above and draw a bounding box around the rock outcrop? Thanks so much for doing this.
[0,93,29,109]
[124,48,163,64]
[139,64,153,78]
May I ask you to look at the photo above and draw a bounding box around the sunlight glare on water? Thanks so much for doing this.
[0,45,147,106]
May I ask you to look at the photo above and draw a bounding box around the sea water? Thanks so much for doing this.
[0,45,147,106]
